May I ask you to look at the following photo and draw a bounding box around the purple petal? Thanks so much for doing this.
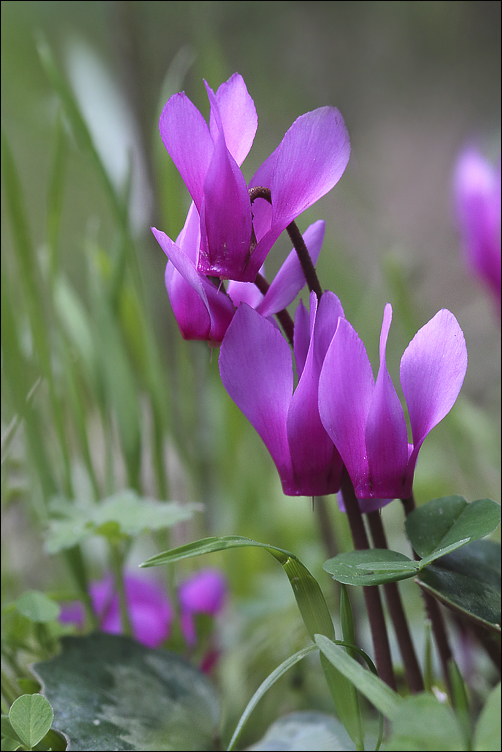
[227,279,264,309]
[152,218,235,344]
[178,569,227,615]
[319,317,374,495]
[219,304,295,491]
[251,107,350,233]
[208,74,257,167]
[293,298,310,378]
[257,221,325,318]
[454,149,501,307]
[159,92,213,212]
[400,309,467,487]
[287,293,343,495]
[313,291,345,366]
[198,131,252,279]
[365,305,408,498]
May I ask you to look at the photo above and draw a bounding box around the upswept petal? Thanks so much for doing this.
[313,291,345,368]
[208,74,257,166]
[219,304,294,490]
[257,221,325,318]
[199,130,252,279]
[400,309,468,450]
[293,299,310,378]
[263,107,350,230]
[365,305,408,498]
[246,108,350,279]
[287,293,343,495]
[159,92,213,211]
[319,317,374,493]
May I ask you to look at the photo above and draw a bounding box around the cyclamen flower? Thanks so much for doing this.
[219,291,344,496]
[59,570,228,650]
[318,305,468,510]
[154,72,350,282]
[453,148,501,313]
[153,205,326,345]
[59,574,173,649]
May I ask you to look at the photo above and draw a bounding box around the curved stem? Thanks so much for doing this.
[286,220,323,300]
[341,471,397,690]
[249,186,323,300]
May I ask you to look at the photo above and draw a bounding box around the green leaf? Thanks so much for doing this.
[417,540,501,632]
[405,496,501,559]
[141,536,362,745]
[323,549,418,586]
[315,635,402,721]
[226,646,318,751]
[15,592,60,624]
[141,535,334,641]
[44,491,201,553]
[1,716,23,745]
[474,682,501,751]
[246,711,357,751]
[31,634,219,751]
[385,693,465,750]
[9,694,54,749]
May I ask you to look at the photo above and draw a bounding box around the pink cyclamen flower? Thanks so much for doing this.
[453,148,501,313]
[153,72,350,282]
[219,291,345,496]
[318,305,467,509]
[178,569,227,646]
[60,574,173,649]
[152,205,326,345]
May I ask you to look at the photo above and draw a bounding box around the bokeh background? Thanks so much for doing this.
[2,1,500,744]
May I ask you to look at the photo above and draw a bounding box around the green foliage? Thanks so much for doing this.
[323,496,500,588]
[14,593,61,624]
[247,711,356,751]
[473,682,501,752]
[44,491,202,552]
[405,496,501,559]
[6,694,53,751]
[416,540,501,632]
[141,535,364,745]
[31,634,219,751]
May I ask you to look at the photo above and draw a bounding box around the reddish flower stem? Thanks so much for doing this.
[249,186,323,300]
[253,272,294,347]
[401,493,454,695]
[341,470,397,690]
[366,510,424,693]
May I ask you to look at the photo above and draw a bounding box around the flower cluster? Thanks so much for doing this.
[153,73,468,510]
[59,570,227,653]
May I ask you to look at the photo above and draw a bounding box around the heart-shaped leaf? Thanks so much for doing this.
[416,540,501,633]
[405,496,500,559]
[32,633,220,751]
[323,549,418,586]
[9,694,54,749]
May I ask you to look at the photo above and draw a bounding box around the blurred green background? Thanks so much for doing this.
[1,1,500,742]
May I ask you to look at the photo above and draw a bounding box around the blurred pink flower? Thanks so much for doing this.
[60,574,173,649]
[60,569,228,655]
[453,148,501,314]
[178,569,227,646]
